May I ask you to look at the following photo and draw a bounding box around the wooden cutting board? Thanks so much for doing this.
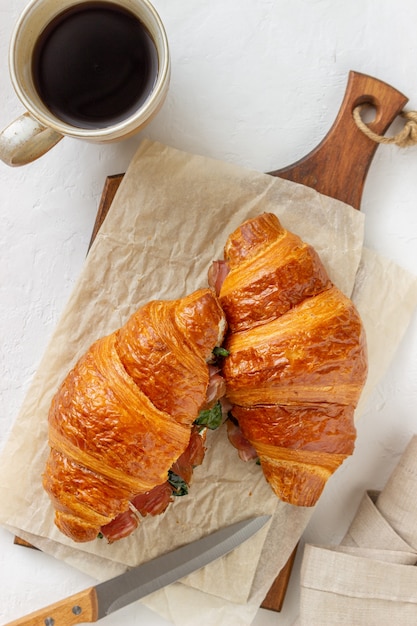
[15,70,408,613]
[87,71,407,612]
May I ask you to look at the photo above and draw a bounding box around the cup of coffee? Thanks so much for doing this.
[0,0,170,166]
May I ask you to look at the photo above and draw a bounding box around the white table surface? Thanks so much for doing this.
[1,1,417,624]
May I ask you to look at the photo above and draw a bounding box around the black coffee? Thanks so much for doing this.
[32,2,158,128]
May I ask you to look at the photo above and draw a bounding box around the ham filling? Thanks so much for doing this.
[204,365,226,408]
[226,418,258,462]
[208,260,229,296]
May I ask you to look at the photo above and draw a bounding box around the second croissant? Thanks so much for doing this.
[209,212,368,507]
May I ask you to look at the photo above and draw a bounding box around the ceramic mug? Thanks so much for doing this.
[0,0,170,167]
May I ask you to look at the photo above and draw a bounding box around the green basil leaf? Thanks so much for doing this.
[168,470,189,496]
[212,346,229,358]
[195,400,223,430]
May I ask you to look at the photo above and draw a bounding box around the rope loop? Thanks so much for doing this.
[353,106,417,148]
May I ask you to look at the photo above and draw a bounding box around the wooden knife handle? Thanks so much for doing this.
[3,587,99,626]
[269,70,408,209]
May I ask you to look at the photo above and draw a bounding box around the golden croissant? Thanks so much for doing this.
[43,288,226,542]
[209,213,368,507]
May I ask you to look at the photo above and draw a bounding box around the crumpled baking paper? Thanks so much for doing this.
[1,140,417,625]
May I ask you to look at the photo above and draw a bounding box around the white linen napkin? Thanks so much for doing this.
[299,435,417,625]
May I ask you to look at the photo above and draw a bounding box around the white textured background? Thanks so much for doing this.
[1,1,417,624]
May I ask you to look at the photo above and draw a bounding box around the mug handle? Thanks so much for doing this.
[0,112,63,167]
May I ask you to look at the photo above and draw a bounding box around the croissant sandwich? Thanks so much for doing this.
[209,213,368,507]
[43,288,227,542]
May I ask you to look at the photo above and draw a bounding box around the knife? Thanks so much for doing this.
[4,515,270,625]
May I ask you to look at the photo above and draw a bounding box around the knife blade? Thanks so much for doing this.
[4,515,270,625]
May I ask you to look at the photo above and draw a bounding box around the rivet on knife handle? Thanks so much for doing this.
[3,587,99,626]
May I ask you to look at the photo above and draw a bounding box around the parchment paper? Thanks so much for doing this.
[1,140,417,625]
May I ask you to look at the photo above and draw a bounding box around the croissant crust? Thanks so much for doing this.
[219,213,368,507]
